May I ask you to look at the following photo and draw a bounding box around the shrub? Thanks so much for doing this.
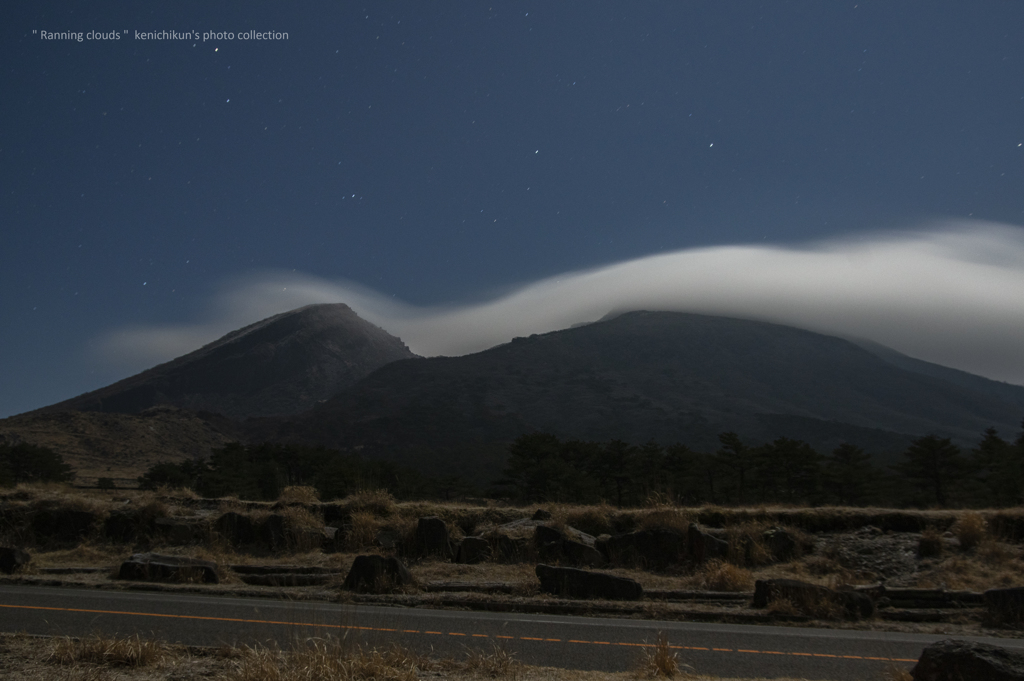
[346,511,380,551]
[343,489,396,517]
[694,559,753,592]
[278,485,320,505]
[953,512,987,551]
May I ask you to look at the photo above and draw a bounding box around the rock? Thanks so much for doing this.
[985,587,1024,626]
[410,516,453,560]
[118,552,219,584]
[456,536,491,564]
[0,547,30,574]
[911,639,1024,681]
[753,579,874,620]
[535,564,643,600]
[342,555,414,593]
[322,526,345,553]
[605,529,687,569]
[215,512,258,547]
[533,525,605,567]
[532,509,553,520]
[763,526,800,562]
[688,523,729,564]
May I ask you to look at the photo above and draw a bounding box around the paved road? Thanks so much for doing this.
[3,584,1023,679]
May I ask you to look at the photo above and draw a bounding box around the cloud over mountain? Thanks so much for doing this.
[96,220,1024,385]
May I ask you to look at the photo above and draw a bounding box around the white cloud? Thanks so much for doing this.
[96,220,1024,385]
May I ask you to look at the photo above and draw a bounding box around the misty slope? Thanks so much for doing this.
[38,303,416,419]
[268,311,1024,477]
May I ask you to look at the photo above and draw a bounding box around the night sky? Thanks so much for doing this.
[3,2,1024,418]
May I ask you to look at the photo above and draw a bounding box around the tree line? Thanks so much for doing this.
[497,422,1024,508]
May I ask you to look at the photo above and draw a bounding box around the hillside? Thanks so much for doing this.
[0,406,238,483]
[36,303,416,419]
[264,311,1024,479]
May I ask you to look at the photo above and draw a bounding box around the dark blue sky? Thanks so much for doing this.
[3,2,1023,417]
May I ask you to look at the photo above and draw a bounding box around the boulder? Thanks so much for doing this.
[763,526,801,562]
[533,525,605,567]
[322,526,345,553]
[687,523,729,564]
[911,639,1024,681]
[215,512,258,547]
[753,579,874,620]
[456,536,491,564]
[532,509,553,520]
[985,587,1024,626]
[342,555,414,593]
[0,547,30,574]
[118,552,219,584]
[535,564,643,600]
[604,529,687,569]
[410,516,453,560]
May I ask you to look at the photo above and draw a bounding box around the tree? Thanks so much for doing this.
[713,432,754,504]
[0,443,74,486]
[824,443,877,506]
[893,435,970,507]
[748,437,822,504]
[501,433,576,502]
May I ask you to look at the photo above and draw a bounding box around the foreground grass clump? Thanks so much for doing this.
[48,633,166,667]
[227,640,420,681]
[634,632,681,679]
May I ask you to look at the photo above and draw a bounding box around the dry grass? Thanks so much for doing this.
[689,559,753,592]
[724,522,772,567]
[953,512,987,551]
[225,639,420,681]
[463,640,523,679]
[637,509,690,534]
[634,633,681,679]
[48,634,166,667]
[278,486,320,505]
[341,489,397,517]
[346,511,380,551]
[562,504,616,537]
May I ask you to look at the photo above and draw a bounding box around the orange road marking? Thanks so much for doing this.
[0,602,919,663]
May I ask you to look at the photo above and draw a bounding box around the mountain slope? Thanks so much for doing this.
[38,303,416,419]
[266,311,1024,476]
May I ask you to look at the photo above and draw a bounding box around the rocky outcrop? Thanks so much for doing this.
[118,552,219,584]
[911,639,1024,681]
[342,555,414,593]
[409,516,454,560]
[603,528,686,569]
[215,512,259,547]
[535,564,643,600]
[534,525,605,568]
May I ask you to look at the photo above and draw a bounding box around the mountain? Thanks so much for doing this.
[263,311,1024,478]
[37,303,416,419]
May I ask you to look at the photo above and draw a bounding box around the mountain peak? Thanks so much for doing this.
[39,303,417,418]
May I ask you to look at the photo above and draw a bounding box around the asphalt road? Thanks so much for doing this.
[3,584,1023,679]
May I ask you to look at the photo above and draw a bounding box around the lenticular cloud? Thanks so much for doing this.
[97,220,1024,386]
